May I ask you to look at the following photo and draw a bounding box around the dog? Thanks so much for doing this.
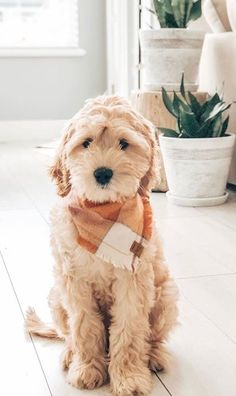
[26,95,178,396]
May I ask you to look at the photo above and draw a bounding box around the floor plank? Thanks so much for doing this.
[0,252,51,396]
[196,196,236,231]
[157,218,234,278]
[0,154,35,211]
[0,142,55,219]
[151,192,203,220]
[178,274,236,343]
[157,215,236,274]
[159,297,236,396]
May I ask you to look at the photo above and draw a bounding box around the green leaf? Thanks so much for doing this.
[171,0,184,27]
[189,0,202,23]
[205,102,231,122]
[196,119,212,138]
[184,0,193,26]
[174,92,191,112]
[221,115,230,136]
[153,0,167,27]
[180,73,186,99]
[158,128,179,137]
[179,109,200,137]
[179,131,191,138]
[187,91,202,119]
[179,0,187,26]
[161,87,177,117]
[173,92,181,115]
[177,117,182,134]
[201,93,221,120]
[165,12,179,27]
[153,0,201,28]
[162,0,173,14]
[211,115,223,137]
[180,0,190,28]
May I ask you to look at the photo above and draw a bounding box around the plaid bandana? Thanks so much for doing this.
[68,194,153,272]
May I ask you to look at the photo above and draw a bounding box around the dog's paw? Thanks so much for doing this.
[67,359,107,390]
[149,360,164,374]
[110,367,153,396]
[149,344,170,374]
[60,346,73,371]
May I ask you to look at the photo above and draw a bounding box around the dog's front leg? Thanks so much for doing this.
[65,279,108,390]
[109,268,154,396]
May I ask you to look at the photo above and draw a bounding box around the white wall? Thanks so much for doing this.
[0,0,107,120]
[190,15,211,32]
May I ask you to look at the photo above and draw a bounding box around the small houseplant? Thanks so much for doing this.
[159,75,236,206]
[140,0,205,91]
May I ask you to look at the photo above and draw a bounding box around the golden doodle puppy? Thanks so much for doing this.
[26,95,178,396]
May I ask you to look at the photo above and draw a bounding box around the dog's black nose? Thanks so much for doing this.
[94,167,113,186]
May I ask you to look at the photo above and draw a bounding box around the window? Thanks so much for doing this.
[106,0,158,96]
[0,0,79,48]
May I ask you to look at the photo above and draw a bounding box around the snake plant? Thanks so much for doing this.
[159,75,232,138]
[153,0,202,28]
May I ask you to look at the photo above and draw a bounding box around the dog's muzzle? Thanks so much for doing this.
[94,167,113,186]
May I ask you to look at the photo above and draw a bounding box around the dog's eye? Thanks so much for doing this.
[119,139,129,150]
[82,138,92,149]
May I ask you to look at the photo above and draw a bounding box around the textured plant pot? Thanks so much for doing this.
[140,29,205,91]
[159,134,236,207]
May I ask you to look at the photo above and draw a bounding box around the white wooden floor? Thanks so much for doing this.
[0,139,236,396]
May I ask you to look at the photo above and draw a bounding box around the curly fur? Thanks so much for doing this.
[26,95,178,396]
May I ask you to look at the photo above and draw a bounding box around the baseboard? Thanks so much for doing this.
[0,120,66,142]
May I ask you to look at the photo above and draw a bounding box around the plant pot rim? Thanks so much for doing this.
[140,28,205,32]
[159,132,235,142]
[140,28,206,38]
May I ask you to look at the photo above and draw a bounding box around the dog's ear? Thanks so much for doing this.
[138,120,158,197]
[49,123,75,197]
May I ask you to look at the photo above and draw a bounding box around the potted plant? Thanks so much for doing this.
[140,0,205,91]
[159,76,236,206]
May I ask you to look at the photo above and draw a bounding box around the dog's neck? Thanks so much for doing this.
[68,190,147,207]
[67,193,153,272]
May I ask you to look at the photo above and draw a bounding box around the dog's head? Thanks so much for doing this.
[50,96,157,202]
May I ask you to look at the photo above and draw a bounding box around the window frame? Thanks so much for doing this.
[0,48,86,57]
[106,0,140,97]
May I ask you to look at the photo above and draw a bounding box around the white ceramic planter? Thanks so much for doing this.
[139,29,205,91]
[159,134,236,206]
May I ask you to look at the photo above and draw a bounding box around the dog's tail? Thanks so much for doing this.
[25,307,64,340]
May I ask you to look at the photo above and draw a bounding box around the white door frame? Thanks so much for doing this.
[106,0,140,97]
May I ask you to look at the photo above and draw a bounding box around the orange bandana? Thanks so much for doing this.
[68,194,153,271]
